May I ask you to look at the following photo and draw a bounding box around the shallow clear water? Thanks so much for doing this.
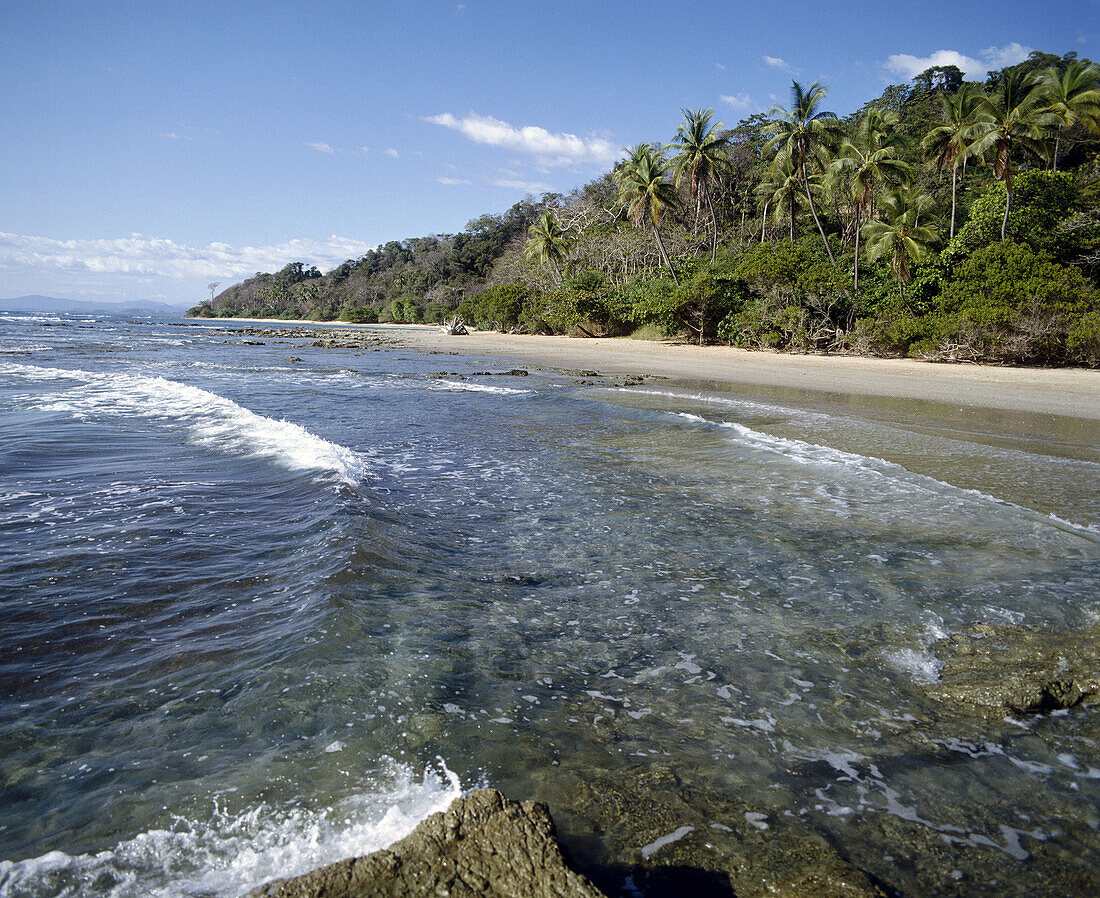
[1,313,1098,896]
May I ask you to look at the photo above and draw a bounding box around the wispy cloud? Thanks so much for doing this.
[720,92,754,112]
[384,148,400,158]
[488,177,552,192]
[763,55,792,73]
[437,176,473,186]
[884,42,1032,81]
[424,111,620,167]
[0,231,377,281]
[307,141,336,155]
[159,132,193,141]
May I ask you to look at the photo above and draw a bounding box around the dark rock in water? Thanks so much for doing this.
[246,789,606,898]
[500,369,529,377]
[925,622,1100,716]
[287,357,302,362]
[559,767,884,898]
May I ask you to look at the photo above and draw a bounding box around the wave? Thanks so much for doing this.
[674,411,1100,540]
[432,379,531,396]
[0,760,462,898]
[0,362,370,485]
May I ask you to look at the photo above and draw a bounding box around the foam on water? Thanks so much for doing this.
[432,379,531,396]
[0,362,370,485]
[0,760,462,898]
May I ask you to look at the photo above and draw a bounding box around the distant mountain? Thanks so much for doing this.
[0,295,188,316]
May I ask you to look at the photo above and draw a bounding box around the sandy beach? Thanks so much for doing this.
[222,320,1100,422]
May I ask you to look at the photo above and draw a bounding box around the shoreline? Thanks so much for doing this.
[197,318,1100,421]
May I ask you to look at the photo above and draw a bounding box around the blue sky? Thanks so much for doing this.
[1,0,1095,306]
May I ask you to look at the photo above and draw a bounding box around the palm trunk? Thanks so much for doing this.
[653,226,679,285]
[949,162,958,240]
[854,221,860,294]
[705,186,719,262]
[1001,183,1011,241]
[760,201,769,243]
[800,163,835,264]
[1053,133,1061,172]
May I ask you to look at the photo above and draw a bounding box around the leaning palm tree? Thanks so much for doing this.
[970,69,1058,240]
[765,80,842,263]
[615,144,681,284]
[1041,60,1100,171]
[667,108,730,261]
[523,210,570,282]
[831,108,912,291]
[922,83,990,239]
[863,188,938,307]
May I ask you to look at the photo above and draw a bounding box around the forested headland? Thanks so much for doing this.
[191,51,1100,366]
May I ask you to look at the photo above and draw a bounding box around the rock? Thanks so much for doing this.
[246,789,606,898]
[925,622,1100,716]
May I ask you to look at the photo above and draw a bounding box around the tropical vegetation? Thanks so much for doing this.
[191,49,1100,366]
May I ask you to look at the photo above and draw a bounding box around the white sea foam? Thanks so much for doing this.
[432,379,531,395]
[885,647,943,684]
[0,760,462,898]
[0,362,370,485]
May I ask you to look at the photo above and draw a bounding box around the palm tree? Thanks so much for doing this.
[756,155,811,242]
[970,69,1058,240]
[667,108,730,261]
[863,188,938,307]
[523,210,570,282]
[922,83,990,239]
[1041,61,1100,171]
[831,108,912,291]
[615,144,681,284]
[765,81,842,263]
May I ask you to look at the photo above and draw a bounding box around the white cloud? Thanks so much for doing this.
[884,43,1032,81]
[384,148,400,158]
[437,176,473,186]
[0,231,377,282]
[763,55,792,73]
[159,132,183,140]
[307,142,336,155]
[720,92,754,111]
[356,146,370,154]
[979,42,1031,70]
[488,177,552,193]
[716,62,726,71]
[424,111,620,166]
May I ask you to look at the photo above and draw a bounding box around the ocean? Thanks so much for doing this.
[1,312,1098,896]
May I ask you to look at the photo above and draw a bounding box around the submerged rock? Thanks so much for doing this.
[925,622,1100,716]
[246,789,606,898]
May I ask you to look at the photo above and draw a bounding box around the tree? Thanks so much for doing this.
[765,81,842,263]
[523,210,570,282]
[667,108,730,261]
[863,188,937,306]
[970,69,1059,240]
[923,83,991,239]
[615,144,682,284]
[831,108,912,291]
[756,155,813,242]
[1041,60,1100,170]
[208,282,220,302]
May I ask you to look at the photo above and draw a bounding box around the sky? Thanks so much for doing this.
[1,0,1096,307]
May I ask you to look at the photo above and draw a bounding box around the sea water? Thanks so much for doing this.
[0,313,1098,896]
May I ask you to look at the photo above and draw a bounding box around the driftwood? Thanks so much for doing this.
[441,316,468,335]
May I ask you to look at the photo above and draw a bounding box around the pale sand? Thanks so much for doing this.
[216,320,1100,421]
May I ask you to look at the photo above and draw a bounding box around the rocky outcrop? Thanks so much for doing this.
[246,789,606,898]
[925,622,1100,716]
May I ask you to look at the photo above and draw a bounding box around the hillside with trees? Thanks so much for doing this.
[191,50,1100,366]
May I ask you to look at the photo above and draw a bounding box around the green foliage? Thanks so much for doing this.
[869,242,1098,363]
[339,306,378,323]
[946,170,1091,265]
[458,283,529,331]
